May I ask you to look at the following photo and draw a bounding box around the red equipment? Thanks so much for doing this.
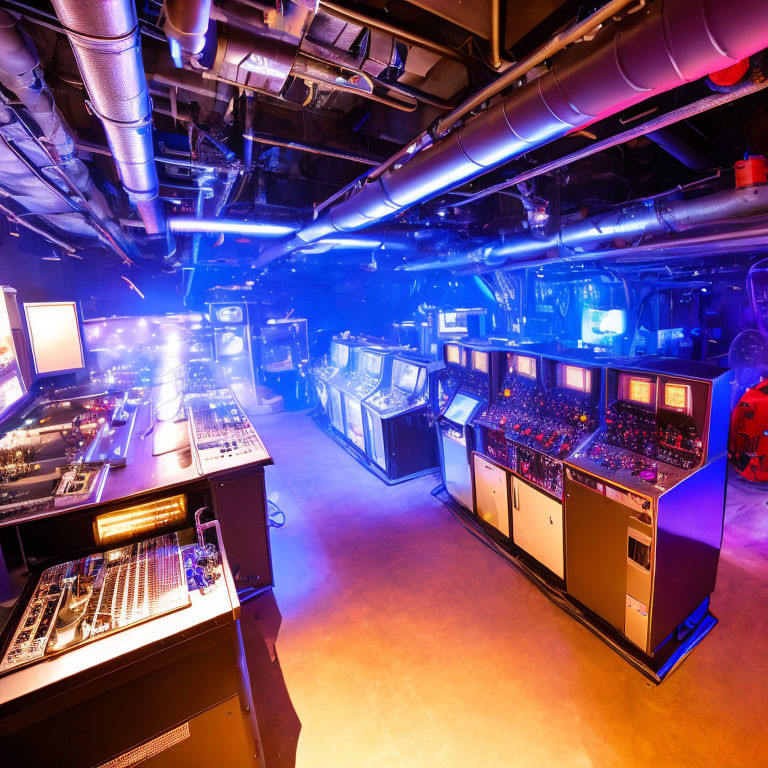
[730,379,768,482]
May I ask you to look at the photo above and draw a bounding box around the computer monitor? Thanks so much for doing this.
[24,301,85,376]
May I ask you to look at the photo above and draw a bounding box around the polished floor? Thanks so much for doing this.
[254,411,768,768]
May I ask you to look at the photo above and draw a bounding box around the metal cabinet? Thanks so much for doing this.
[512,476,564,579]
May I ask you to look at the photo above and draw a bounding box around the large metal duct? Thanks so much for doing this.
[0,10,130,255]
[259,0,768,264]
[163,0,212,57]
[400,184,768,270]
[50,0,169,240]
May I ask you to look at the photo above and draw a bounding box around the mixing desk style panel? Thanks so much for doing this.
[1,533,188,674]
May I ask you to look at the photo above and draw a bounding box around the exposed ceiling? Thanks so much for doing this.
[0,0,765,282]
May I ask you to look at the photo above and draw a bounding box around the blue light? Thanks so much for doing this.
[169,38,183,69]
[169,217,296,235]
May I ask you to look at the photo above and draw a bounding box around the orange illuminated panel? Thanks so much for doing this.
[445,344,460,365]
[627,377,653,405]
[664,382,691,414]
[516,355,536,379]
[564,365,590,392]
[472,350,489,373]
[94,494,187,546]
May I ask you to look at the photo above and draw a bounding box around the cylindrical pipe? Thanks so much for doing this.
[259,0,768,266]
[451,76,768,208]
[400,185,768,270]
[163,0,212,56]
[169,216,298,235]
[244,132,383,166]
[50,0,169,239]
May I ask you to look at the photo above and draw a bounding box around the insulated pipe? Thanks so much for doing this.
[50,0,169,239]
[258,0,768,265]
[163,0,212,56]
[399,184,768,271]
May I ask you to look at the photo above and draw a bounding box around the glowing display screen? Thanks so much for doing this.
[516,356,536,379]
[25,301,84,375]
[472,351,489,373]
[438,312,467,334]
[363,352,382,378]
[564,365,590,392]
[214,305,243,324]
[664,383,691,413]
[445,393,481,425]
[393,361,419,394]
[628,378,653,405]
[445,344,461,365]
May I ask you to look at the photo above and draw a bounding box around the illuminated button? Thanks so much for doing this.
[503,388,511,398]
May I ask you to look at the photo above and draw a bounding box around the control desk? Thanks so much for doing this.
[564,358,732,657]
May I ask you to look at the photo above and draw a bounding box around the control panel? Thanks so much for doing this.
[365,356,428,416]
[1,533,189,674]
[571,363,717,493]
[474,352,601,496]
[187,392,269,473]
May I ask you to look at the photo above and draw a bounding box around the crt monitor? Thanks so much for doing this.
[582,308,627,345]
[445,393,481,425]
[393,360,419,394]
[24,302,85,376]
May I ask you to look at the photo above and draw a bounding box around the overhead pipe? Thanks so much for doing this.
[316,0,639,212]
[244,132,384,166]
[398,184,768,271]
[451,76,768,208]
[257,0,768,267]
[50,0,172,248]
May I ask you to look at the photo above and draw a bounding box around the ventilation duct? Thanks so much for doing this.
[258,0,768,265]
[50,0,172,249]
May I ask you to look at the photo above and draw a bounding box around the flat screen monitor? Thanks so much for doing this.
[582,308,627,345]
[363,352,382,378]
[472,350,489,373]
[393,360,419,394]
[515,355,536,379]
[445,393,480,425]
[24,301,84,376]
[0,293,26,418]
[445,344,462,365]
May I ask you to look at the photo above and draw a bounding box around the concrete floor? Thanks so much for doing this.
[254,411,768,768]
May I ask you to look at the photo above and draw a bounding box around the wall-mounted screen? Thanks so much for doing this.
[393,360,419,394]
[24,302,84,376]
[516,355,536,379]
[445,393,481,425]
[582,308,627,345]
[663,382,692,414]
[562,365,591,393]
[472,350,489,373]
[445,344,461,365]
[363,352,382,378]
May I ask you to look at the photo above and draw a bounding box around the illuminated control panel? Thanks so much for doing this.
[0,533,189,673]
[572,362,720,492]
[329,346,390,402]
[474,351,601,498]
[187,392,269,472]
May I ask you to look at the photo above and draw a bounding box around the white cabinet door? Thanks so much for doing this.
[512,477,564,579]
[473,454,510,538]
[441,431,473,511]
